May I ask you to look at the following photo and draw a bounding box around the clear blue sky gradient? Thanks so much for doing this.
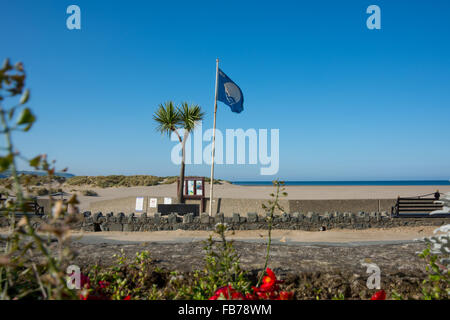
[1,0,449,180]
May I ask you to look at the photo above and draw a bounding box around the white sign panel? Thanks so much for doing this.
[164,197,172,204]
[135,197,144,211]
[149,198,157,208]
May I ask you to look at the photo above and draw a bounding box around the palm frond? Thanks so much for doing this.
[177,102,205,132]
[152,101,181,136]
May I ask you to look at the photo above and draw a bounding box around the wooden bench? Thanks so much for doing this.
[391,192,445,217]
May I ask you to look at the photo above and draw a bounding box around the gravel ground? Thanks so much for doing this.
[69,239,429,277]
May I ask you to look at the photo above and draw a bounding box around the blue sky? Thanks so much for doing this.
[1,0,449,181]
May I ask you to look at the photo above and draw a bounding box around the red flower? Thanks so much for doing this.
[260,268,282,292]
[209,285,244,300]
[98,280,110,289]
[371,290,386,300]
[80,274,90,289]
[123,295,131,300]
[208,269,293,301]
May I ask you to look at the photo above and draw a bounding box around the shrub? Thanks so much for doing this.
[82,190,98,197]
[0,58,78,299]
[178,224,251,299]
[66,175,163,188]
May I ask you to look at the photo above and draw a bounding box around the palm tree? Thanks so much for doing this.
[153,101,205,203]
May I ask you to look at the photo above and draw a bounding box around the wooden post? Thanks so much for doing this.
[209,59,219,216]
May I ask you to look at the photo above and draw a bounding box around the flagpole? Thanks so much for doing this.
[209,58,219,216]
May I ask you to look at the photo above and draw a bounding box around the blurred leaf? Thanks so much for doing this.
[20,89,30,104]
[2,58,11,71]
[0,154,13,172]
[29,155,42,168]
[16,108,36,131]
[8,107,15,120]
[67,194,79,205]
[14,62,24,72]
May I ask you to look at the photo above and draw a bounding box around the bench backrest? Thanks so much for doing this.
[393,194,443,217]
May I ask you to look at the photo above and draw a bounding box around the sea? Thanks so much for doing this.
[232,180,450,186]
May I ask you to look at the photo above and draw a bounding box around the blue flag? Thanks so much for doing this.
[217,68,244,113]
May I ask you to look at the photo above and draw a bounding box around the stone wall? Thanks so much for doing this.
[73,211,450,232]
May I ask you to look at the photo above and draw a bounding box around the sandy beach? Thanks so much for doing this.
[62,182,450,212]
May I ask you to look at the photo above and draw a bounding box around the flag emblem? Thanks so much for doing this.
[217,69,244,113]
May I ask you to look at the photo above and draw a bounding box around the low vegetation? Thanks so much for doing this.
[81,190,98,197]
[0,174,228,190]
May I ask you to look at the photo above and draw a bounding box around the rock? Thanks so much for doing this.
[323,212,332,220]
[93,212,103,223]
[281,212,290,222]
[183,213,194,224]
[154,212,161,224]
[117,212,125,223]
[247,212,258,223]
[232,213,240,223]
[200,213,210,224]
[215,212,224,223]
[83,211,91,217]
[168,213,177,224]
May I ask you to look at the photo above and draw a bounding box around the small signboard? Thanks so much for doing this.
[188,180,194,195]
[164,197,172,204]
[135,197,144,212]
[177,176,205,212]
[196,180,203,195]
[149,198,157,208]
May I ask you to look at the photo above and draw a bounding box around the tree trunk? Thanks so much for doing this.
[178,159,185,204]
[177,132,188,204]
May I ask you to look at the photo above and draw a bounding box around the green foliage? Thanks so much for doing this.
[153,101,181,136]
[174,224,250,299]
[88,250,158,300]
[257,180,287,287]
[331,292,345,300]
[0,59,78,300]
[0,174,66,187]
[153,101,205,137]
[177,102,205,132]
[418,246,450,300]
[81,190,98,196]
[160,176,227,185]
[65,175,163,188]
